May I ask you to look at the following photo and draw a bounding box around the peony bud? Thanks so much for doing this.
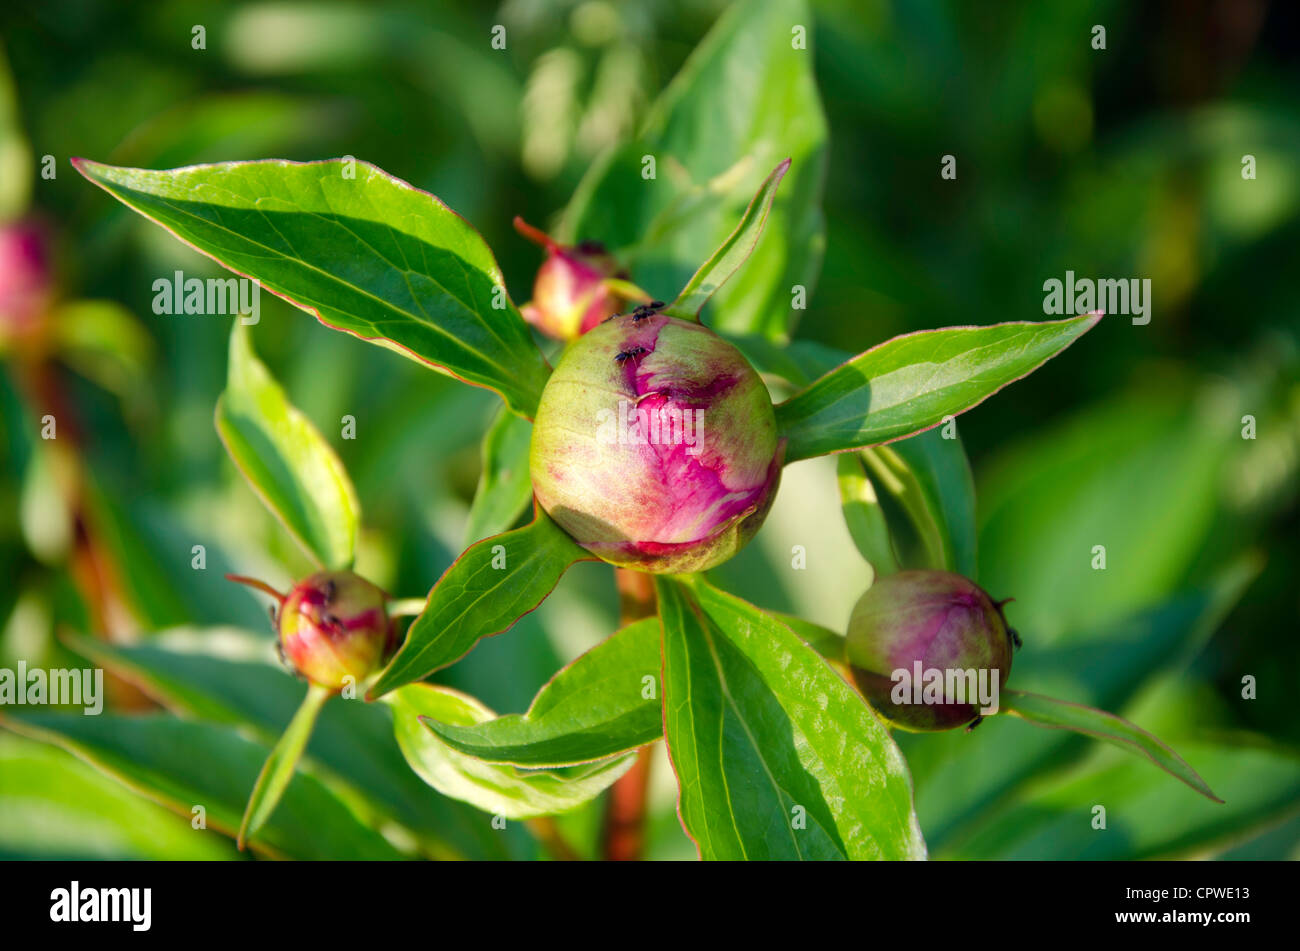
[230,571,394,690]
[530,309,781,574]
[0,220,52,342]
[515,217,629,340]
[845,571,1018,731]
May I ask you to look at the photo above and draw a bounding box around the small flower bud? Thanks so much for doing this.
[515,217,629,340]
[530,310,780,573]
[845,571,1017,731]
[230,571,394,690]
[0,220,52,343]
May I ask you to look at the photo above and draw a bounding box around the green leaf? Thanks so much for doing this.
[1000,690,1221,803]
[0,732,236,860]
[775,314,1102,463]
[948,739,1300,860]
[657,576,925,860]
[561,0,827,341]
[977,384,1237,643]
[50,299,155,404]
[878,428,978,577]
[238,682,332,848]
[464,406,534,545]
[67,629,529,859]
[769,611,846,662]
[836,453,898,578]
[369,510,590,698]
[857,427,978,577]
[0,713,404,860]
[722,333,851,390]
[424,617,661,767]
[0,44,32,222]
[664,159,789,321]
[215,323,360,570]
[72,157,551,417]
[388,684,637,819]
[899,558,1258,853]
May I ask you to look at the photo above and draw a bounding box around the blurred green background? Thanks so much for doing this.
[0,0,1296,860]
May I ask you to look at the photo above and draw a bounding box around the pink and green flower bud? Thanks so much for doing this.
[846,571,1017,732]
[530,310,781,574]
[231,571,394,690]
[515,217,629,341]
[0,220,52,343]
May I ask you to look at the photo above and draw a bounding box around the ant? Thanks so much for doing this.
[614,346,649,363]
[630,300,666,322]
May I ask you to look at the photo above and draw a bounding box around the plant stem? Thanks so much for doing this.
[527,816,582,862]
[601,568,658,861]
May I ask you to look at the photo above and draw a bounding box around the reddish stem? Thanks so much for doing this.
[513,216,559,253]
[224,574,288,604]
[601,568,658,862]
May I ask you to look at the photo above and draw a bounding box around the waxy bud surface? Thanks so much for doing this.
[531,311,780,573]
[846,570,1016,731]
[277,571,393,689]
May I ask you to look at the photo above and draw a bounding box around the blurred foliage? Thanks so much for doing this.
[1,0,1297,859]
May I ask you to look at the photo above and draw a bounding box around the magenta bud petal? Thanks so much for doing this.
[530,311,780,573]
[277,571,393,689]
[0,220,53,340]
[515,218,627,340]
[846,571,1016,732]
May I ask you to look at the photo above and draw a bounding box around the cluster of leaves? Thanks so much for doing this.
[3,0,1298,861]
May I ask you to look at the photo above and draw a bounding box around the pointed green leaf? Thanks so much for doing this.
[72,157,551,417]
[0,733,236,859]
[215,323,360,569]
[67,629,529,859]
[0,713,403,860]
[836,453,899,578]
[664,159,790,321]
[873,427,978,577]
[769,611,847,662]
[238,682,332,848]
[657,576,926,860]
[950,740,1300,860]
[776,314,1102,463]
[1000,690,1221,803]
[464,405,534,545]
[389,684,636,819]
[425,617,661,767]
[369,510,590,698]
[561,0,826,341]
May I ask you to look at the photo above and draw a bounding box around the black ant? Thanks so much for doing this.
[614,346,649,363]
[630,300,666,322]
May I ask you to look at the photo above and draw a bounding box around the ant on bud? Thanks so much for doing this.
[614,346,649,363]
[630,300,666,322]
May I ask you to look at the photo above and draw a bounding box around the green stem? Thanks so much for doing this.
[238,682,332,849]
[387,598,427,618]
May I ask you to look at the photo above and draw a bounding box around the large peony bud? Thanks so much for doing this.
[846,571,1018,731]
[530,309,781,574]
